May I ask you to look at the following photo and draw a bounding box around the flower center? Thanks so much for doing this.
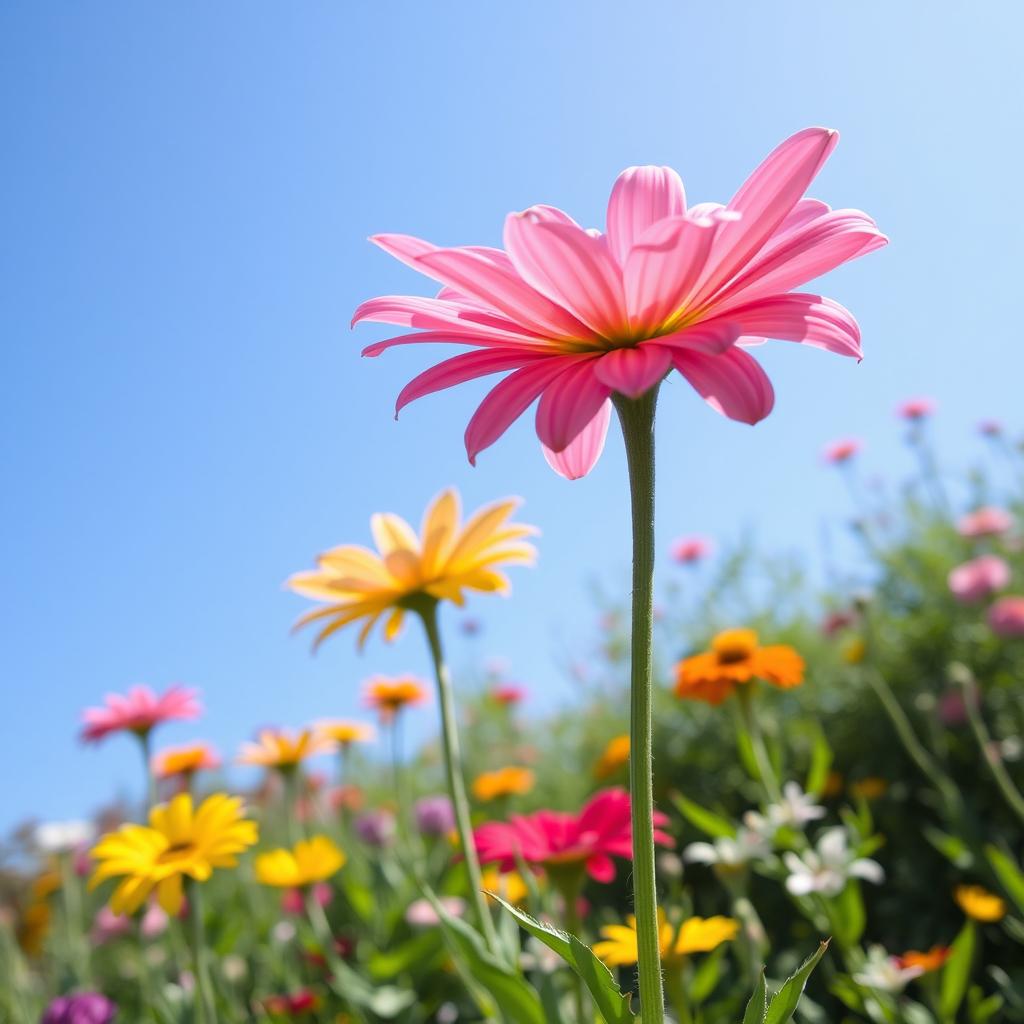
[712,628,759,664]
[157,841,196,866]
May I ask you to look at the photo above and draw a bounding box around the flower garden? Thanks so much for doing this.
[4,129,1024,1024]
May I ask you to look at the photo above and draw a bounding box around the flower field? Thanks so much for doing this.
[4,130,1024,1024]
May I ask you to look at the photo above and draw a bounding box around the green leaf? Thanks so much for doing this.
[690,944,727,1003]
[368,930,445,980]
[491,894,635,1024]
[923,827,974,870]
[985,845,1024,916]
[805,727,833,798]
[939,920,977,1019]
[670,792,737,840]
[831,880,866,947]
[764,941,830,1024]
[742,969,768,1024]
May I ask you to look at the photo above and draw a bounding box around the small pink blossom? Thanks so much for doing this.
[81,684,200,743]
[957,506,1014,539]
[896,397,936,421]
[140,902,170,938]
[282,883,332,915]
[491,683,527,706]
[948,555,1011,604]
[671,536,713,564]
[988,596,1024,637]
[978,419,1003,437]
[90,907,132,945]
[822,437,862,464]
[821,609,858,636]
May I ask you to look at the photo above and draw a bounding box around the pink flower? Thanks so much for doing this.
[80,685,201,743]
[988,596,1024,637]
[897,397,936,421]
[671,536,713,564]
[822,438,862,464]
[355,128,885,478]
[90,906,132,945]
[473,787,672,882]
[491,683,527,706]
[957,506,1015,539]
[948,555,1011,604]
[978,419,1003,437]
[821,609,858,636]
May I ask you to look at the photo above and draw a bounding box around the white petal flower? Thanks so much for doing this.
[34,819,97,854]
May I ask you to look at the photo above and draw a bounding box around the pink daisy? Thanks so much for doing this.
[822,438,862,464]
[957,506,1015,539]
[354,127,886,478]
[80,684,201,744]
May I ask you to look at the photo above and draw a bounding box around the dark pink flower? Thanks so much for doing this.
[473,787,672,882]
[957,506,1014,539]
[41,994,116,1024]
[988,596,1024,637]
[355,128,885,479]
[822,437,862,464]
[821,609,858,636]
[80,685,200,743]
[897,397,936,421]
[491,683,527,706]
[671,536,713,564]
[948,555,1011,604]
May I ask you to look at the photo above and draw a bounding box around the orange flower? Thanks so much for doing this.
[594,734,630,779]
[897,946,952,973]
[849,777,888,801]
[152,741,221,780]
[955,884,1006,922]
[472,766,535,802]
[237,728,335,769]
[674,628,804,705]
[315,719,376,747]
[363,675,429,722]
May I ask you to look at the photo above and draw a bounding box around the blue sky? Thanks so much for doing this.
[3,2,1022,832]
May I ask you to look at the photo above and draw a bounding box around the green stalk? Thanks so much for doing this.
[613,389,665,1024]
[735,685,783,804]
[137,730,157,811]
[186,879,216,1024]
[412,597,499,953]
[554,867,587,1024]
[664,966,693,1024]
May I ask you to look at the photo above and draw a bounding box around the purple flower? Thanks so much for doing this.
[355,809,396,847]
[41,993,116,1024]
[415,796,455,837]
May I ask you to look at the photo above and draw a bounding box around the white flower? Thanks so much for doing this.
[767,782,826,831]
[519,936,563,974]
[853,946,923,993]
[784,827,884,897]
[684,826,771,869]
[34,819,96,854]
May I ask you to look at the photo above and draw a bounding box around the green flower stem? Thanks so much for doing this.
[413,598,499,954]
[664,967,693,1024]
[186,879,216,1024]
[735,685,783,804]
[281,767,303,846]
[613,389,665,1024]
[553,867,587,1024]
[957,668,1024,826]
[58,851,89,985]
[137,730,157,811]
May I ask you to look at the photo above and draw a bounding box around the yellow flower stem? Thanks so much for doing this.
[735,685,783,804]
[186,878,216,1024]
[613,388,665,1024]
[412,597,499,954]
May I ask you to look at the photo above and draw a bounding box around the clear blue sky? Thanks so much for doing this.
[3,2,1022,832]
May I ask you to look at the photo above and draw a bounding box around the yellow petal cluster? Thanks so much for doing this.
[594,911,739,967]
[955,884,1006,922]
[255,835,345,888]
[287,489,537,649]
[237,728,335,769]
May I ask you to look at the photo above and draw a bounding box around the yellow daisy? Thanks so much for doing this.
[594,734,630,779]
[481,867,530,906]
[955,884,1006,922]
[286,488,537,649]
[594,911,739,967]
[472,766,535,802]
[363,675,430,722]
[237,728,335,770]
[255,835,346,888]
[89,793,257,916]
[315,719,376,747]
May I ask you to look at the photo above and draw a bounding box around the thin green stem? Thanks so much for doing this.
[58,851,89,985]
[186,880,216,1024]
[556,869,587,1024]
[137,731,157,811]
[736,686,783,804]
[613,388,665,1024]
[413,599,499,953]
[664,967,693,1024]
[281,767,303,846]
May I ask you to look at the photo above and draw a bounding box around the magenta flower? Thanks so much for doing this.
[490,682,527,706]
[670,535,713,564]
[957,506,1015,539]
[355,128,885,478]
[948,555,1011,604]
[988,596,1024,637]
[897,397,936,421]
[40,994,117,1024]
[473,787,672,883]
[80,685,201,743]
[822,437,862,465]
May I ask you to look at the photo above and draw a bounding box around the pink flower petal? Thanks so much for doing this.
[671,347,776,424]
[585,853,616,883]
[504,213,628,339]
[690,127,839,308]
[593,345,672,398]
[622,215,717,332]
[464,358,580,464]
[535,358,611,452]
[606,165,687,266]
[542,400,612,479]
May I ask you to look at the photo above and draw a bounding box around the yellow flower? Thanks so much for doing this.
[481,868,530,906]
[152,741,221,780]
[255,835,346,888]
[363,675,430,722]
[594,734,630,779]
[237,728,335,769]
[315,719,376,747]
[849,777,888,801]
[472,766,535,802]
[89,793,257,916]
[594,911,739,967]
[287,489,537,649]
[842,636,867,665]
[955,884,1006,922]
